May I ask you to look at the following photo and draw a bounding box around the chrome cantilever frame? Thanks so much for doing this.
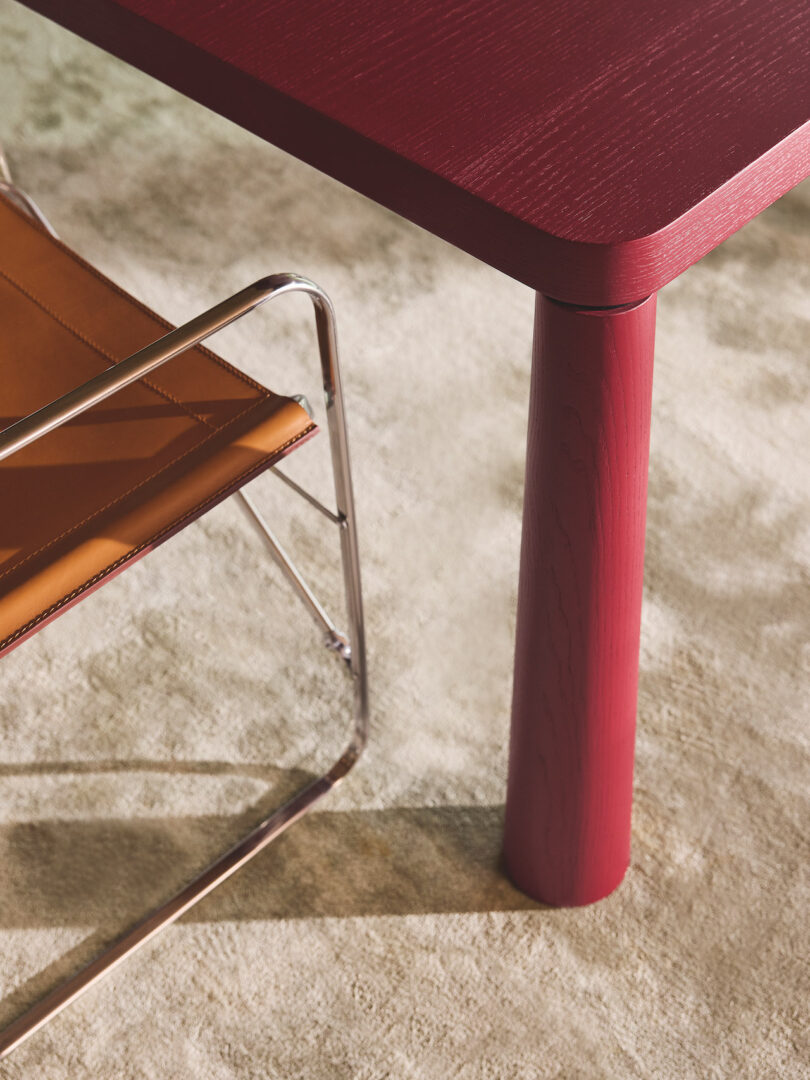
[0,180,368,1059]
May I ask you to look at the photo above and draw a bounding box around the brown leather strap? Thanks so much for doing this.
[0,191,315,654]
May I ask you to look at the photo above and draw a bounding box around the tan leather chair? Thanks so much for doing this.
[0,165,368,1058]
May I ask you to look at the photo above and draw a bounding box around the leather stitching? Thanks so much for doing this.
[0,264,220,429]
[0,192,315,613]
[0,190,272,397]
[0,396,312,582]
[0,423,315,654]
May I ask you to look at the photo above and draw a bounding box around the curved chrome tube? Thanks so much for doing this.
[0,176,368,1058]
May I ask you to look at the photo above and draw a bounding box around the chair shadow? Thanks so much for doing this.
[0,758,540,1027]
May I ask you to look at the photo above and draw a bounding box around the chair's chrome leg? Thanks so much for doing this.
[0,278,368,1059]
[236,488,350,659]
[269,465,343,525]
[0,728,357,1058]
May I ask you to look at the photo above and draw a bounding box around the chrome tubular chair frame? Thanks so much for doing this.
[0,174,368,1059]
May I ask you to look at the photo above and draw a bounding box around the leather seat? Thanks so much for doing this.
[0,191,316,656]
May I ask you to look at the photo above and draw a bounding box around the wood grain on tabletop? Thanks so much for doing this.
[16,0,810,303]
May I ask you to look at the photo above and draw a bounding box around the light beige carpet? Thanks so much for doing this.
[0,4,808,1077]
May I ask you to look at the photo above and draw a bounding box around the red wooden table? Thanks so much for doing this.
[16,0,810,906]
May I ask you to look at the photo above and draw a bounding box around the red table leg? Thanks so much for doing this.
[504,292,657,906]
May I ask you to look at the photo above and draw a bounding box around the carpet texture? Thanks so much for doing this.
[0,4,808,1077]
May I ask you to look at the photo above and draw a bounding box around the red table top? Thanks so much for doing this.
[18,0,810,304]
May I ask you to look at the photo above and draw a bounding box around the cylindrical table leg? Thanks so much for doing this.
[504,292,657,906]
